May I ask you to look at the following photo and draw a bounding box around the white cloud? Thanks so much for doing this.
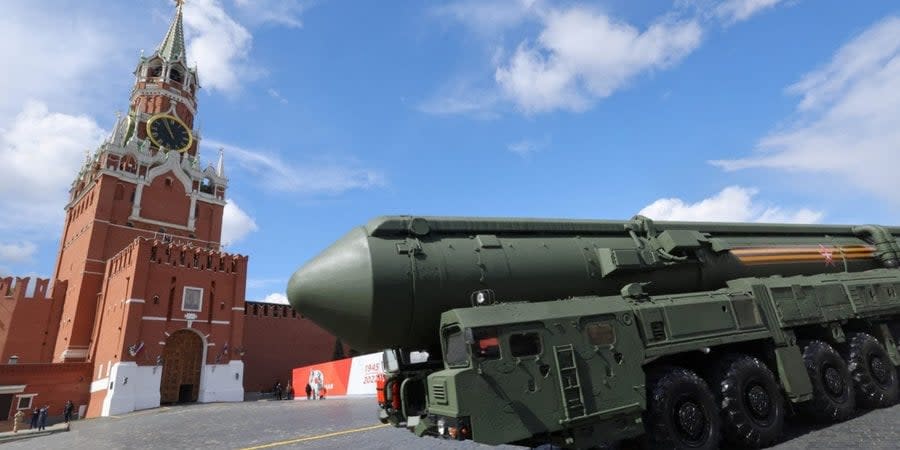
[787,17,900,113]
[417,80,501,119]
[711,17,900,204]
[495,8,702,113]
[638,186,823,223]
[507,136,549,157]
[184,0,257,93]
[714,0,786,24]
[0,242,37,265]
[0,101,106,231]
[507,140,540,157]
[267,88,289,104]
[431,0,538,35]
[222,199,259,247]
[233,0,312,28]
[431,1,790,116]
[207,140,386,194]
[250,292,289,304]
[0,3,127,120]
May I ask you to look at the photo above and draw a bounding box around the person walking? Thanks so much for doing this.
[37,405,48,431]
[285,383,294,400]
[29,408,38,429]
[63,400,74,423]
[305,383,312,400]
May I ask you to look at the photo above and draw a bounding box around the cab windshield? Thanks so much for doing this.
[443,326,469,368]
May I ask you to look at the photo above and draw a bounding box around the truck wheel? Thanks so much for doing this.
[644,367,721,450]
[801,340,855,422]
[711,355,785,449]
[845,332,899,408]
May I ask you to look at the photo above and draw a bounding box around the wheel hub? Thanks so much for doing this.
[746,384,771,419]
[824,366,844,396]
[676,401,706,440]
[870,355,890,385]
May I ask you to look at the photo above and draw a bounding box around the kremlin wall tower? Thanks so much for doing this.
[0,2,342,425]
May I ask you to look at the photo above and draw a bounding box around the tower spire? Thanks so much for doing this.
[156,0,187,62]
[216,148,225,177]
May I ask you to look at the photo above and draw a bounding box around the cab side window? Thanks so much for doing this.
[470,327,500,359]
[510,332,542,357]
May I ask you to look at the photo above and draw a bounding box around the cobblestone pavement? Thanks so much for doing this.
[772,407,900,450]
[5,397,898,449]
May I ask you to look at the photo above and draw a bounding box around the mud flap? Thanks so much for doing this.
[775,345,813,402]
[413,415,434,437]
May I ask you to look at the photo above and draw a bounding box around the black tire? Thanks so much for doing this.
[711,355,785,449]
[845,332,900,408]
[644,367,721,450]
[800,340,855,423]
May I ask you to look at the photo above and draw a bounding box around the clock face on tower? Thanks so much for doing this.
[146,114,193,152]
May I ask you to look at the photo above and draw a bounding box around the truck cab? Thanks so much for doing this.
[421,297,647,448]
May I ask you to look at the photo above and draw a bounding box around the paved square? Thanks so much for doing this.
[5,397,898,449]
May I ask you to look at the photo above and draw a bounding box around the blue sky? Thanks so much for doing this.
[2,0,899,304]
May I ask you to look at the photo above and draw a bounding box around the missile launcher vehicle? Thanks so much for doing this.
[287,215,900,449]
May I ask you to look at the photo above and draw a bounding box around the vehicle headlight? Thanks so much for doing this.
[437,418,446,436]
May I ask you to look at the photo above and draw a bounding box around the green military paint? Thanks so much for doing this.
[287,215,900,449]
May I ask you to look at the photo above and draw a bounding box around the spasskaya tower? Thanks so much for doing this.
[0,0,340,422]
[43,0,249,419]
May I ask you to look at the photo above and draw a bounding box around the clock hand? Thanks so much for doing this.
[163,120,175,139]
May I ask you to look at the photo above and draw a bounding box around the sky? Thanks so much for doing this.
[1,0,899,305]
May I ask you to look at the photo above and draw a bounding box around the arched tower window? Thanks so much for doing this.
[170,68,183,84]
[200,177,214,194]
[120,155,137,173]
[148,61,163,78]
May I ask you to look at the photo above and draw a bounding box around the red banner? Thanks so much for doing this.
[292,358,352,397]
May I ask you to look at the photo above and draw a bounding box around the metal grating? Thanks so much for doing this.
[431,382,447,405]
[651,321,666,341]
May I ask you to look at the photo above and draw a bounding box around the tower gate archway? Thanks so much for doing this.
[160,329,203,403]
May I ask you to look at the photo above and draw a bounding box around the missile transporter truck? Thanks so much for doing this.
[287,215,900,449]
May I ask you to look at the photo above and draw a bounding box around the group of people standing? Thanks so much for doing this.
[29,405,49,430]
[11,401,74,433]
[270,379,327,401]
[272,382,294,400]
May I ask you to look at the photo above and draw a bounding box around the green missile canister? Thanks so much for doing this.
[286,215,900,352]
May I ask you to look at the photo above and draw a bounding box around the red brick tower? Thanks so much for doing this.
[53,0,227,363]
[44,1,247,417]
[0,2,345,424]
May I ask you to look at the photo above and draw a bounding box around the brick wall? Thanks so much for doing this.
[0,278,65,364]
[0,362,91,431]
[242,302,347,393]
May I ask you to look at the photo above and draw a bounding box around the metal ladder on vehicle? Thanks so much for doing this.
[554,344,586,421]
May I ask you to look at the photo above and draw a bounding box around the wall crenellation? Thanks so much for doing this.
[105,237,248,279]
[244,302,302,319]
[146,238,246,274]
[0,277,56,301]
[107,239,140,277]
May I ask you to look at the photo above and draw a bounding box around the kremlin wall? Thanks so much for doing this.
[0,3,344,428]
[0,277,342,426]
